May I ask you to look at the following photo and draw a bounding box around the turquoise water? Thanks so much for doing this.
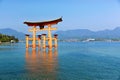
[0,42,120,80]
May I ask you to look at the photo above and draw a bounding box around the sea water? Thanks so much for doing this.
[0,42,120,80]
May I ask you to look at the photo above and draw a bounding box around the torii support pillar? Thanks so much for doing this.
[42,34,46,49]
[25,34,29,48]
[32,26,36,48]
[54,34,58,48]
[38,35,41,48]
[48,24,52,49]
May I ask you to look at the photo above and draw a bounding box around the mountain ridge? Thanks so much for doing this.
[1,27,120,40]
[0,28,25,40]
[56,27,120,39]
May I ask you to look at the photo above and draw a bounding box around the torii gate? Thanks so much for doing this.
[24,18,62,49]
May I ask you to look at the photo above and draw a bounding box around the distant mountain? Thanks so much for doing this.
[0,28,25,40]
[56,27,120,39]
[1,27,120,40]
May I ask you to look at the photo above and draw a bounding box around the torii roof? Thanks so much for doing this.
[24,17,62,27]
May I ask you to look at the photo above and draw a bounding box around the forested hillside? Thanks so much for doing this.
[0,34,18,42]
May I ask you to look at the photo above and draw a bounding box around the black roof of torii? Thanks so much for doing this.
[24,17,62,27]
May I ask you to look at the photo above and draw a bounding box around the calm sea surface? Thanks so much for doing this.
[0,42,120,80]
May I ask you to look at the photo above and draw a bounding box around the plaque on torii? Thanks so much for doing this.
[24,18,62,49]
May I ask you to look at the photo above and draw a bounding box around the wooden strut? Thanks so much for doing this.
[32,26,36,48]
[25,34,29,48]
[42,34,46,49]
[38,35,41,48]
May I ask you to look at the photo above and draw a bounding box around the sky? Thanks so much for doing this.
[0,0,120,33]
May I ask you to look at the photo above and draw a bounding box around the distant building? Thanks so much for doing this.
[10,40,15,43]
[84,38,95,42]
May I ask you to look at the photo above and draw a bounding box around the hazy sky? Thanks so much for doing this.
[0,0,120,33]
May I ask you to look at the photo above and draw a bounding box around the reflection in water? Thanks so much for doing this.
[25,48,58,80]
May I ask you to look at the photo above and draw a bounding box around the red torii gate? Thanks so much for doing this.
[24,18,62,49]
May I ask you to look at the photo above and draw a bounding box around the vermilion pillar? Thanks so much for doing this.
[25,34,29,48]
[42,34,46,49]
[32,26,36,48]
[54,34,58,48]
[38,35,41,48]
[48,24,52,49]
